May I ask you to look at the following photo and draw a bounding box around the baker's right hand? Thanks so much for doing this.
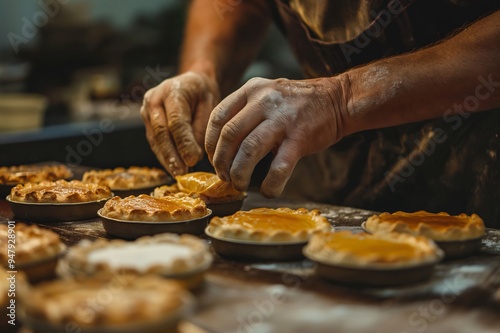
[141,71,220,176]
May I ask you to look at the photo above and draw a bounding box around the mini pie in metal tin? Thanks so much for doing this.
[82,166,169,190]
[0,164,72,185]
[207,207,332,243]
[304,230,443,269]
[99,194,208,222]
[63,233,212,278]
[19,274,190,330]
[9,180,112,203]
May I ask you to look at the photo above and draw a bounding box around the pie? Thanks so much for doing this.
[153,171,246,204]
[0,164,72,184]
[364,211,485,241]
[82,166,168,190]
[99,194,208,222]
[19,275,188,328]
[206,207,332,243]
[9,180,112,203]
[0,223,63,266]
[304,231,443,268]
[64,233,212,278]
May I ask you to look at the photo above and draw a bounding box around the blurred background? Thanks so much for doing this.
[0,0,300,168]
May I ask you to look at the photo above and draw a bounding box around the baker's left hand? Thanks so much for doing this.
[205,76,350,197]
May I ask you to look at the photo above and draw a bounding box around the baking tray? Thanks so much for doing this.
[205,227,307,261]
[98,209,212,239]
[361,222,483,259]
[207,199,245,217]
[16,244,66,283]
[6,196,111,222]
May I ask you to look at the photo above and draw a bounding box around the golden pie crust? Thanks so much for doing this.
[0,223,63,266]
[100,194,208,222]
[153,171,246,204]
[82,166,168,190]
[9,180,112,203]
[304,231,443,268]
[19,275,187,327]
[365,211,485,241]
[64,233,212,277]
[0,164,72,184]
[207,207,332,243]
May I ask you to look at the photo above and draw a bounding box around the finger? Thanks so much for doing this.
[205,88,247,169]
[228,119,285,191]
[148,103,187,176]
[141,91,154,144]
[211,101,267,182]
[165,89,202,167]
[260,140,301,198]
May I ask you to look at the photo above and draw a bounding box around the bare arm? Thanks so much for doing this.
[179,0,272,97]
[341,10,500,137]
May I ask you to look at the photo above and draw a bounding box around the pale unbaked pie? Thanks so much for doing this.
[82,166,168,190]
[99,194,208,222]
[19,275,189,329]
[9,180,112,203]
[0,164,72,184]
[63,233,212,278]
[364,211,485,241]
[206,207,332,243]
[304,231,443,269]
[0,223,63,266]
[153,171,245,204]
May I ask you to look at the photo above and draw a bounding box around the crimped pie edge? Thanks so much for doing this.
[365,211,485,241]
[207,207,333,243]
[304,231,444,269]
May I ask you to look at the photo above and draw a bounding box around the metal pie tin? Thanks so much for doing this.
[205,227,307,261]
[311,260,439,286]
[207,199,245,217]
[6,195,112,222]
[98,209,212,239]
[434,237,483,259]
[16,244,66,283]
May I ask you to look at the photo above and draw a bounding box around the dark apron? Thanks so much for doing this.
[271,0,500,227]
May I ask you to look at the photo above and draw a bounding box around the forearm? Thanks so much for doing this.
[340,10,500,136]
[179,0,272,97]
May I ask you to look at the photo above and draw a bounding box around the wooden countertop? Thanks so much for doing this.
[2,192,500,333]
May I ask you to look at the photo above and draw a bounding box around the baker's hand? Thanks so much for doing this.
[141,71,220,176]
[205,76,349,197]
